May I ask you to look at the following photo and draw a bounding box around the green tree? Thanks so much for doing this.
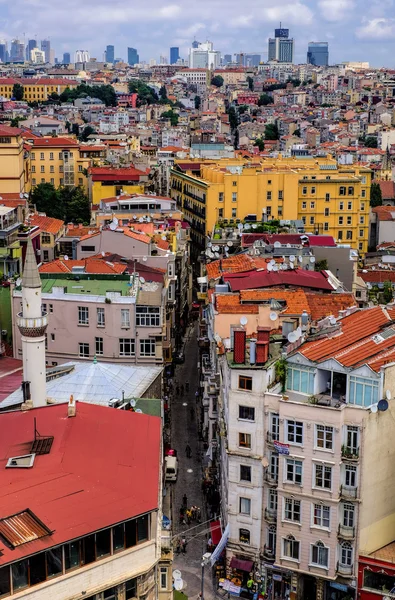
[370,182,383,207]
[254,137,265,151]
[59,187,91,224]
[128,80,158,105]
[247,76,254,91]
[258,93,273,106]
[10,116,26,127]
[71,123,80,136]
[12,83,24,101]
[228,106,239,132]
[194,95,201,110]
[49,92,60,101]
[65,121,71,133]
[383,281,393,304]
[315,259,328,272]
[30,183,65,220]
[79,125,96,142]
[159,85,168,103]
[238,104,248,115]
[59,84,117,106]
[365,136,378,148]
[234,129,239,150]
[211,75,224,88]
[161,110,179,126]
[264,123,279,140]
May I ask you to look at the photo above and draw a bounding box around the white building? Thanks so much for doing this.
[74,49,90,63]
[188,41,220,70]
[30,47,46,63]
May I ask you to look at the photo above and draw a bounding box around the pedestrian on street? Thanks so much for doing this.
[186,381,189,392]
[196,507,201,523]
[181,537,187,553]
[175,539,181,554]
[183,493,187,507]
[186,508,192,524]
[185,443,192,458]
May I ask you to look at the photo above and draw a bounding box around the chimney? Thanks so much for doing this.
[68,394,76,417]
[257,326,271,343]
[256,327,271,365]
[234,328,246,364]
[249,339,257,365]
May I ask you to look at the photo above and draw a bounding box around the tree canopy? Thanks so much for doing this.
[161,110,179,126]
[211,75,224,88]
[79,125,96,142]
[247,76,254,91]
[59,84,117,106]
[365,136,378,148]
[194,95,201,110]
[128,80,159,105]
[258,93,274,106]
[370,182,383,207]
[12,83,24,101]
[254,137,265,151]
[228,106,239,131]
[264,123,279,140]
[30,183,91,224]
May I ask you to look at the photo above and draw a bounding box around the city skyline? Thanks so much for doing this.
[0,0,394,66]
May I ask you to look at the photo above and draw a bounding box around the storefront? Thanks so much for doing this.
[263,565,292,600]
[358,551,395,600]
[325,580,356,600]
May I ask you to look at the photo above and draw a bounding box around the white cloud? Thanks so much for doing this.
[265,3,314,24]
[160,5,181,18]
[356,17,395,39]
[318,0,355,22]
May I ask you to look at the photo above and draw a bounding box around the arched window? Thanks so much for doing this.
[311,540,329,568]
[340,541,353,566]
[283,535,300,560]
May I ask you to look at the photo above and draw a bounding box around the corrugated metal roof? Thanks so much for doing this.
[0,510,51,548]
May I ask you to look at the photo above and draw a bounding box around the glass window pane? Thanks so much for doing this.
[137,515,149,542]
[29,552,47,585]
[113,523,125,551]
[0,566,10,597]
[300,371,308,393]
[125,519,137,547]
[82,535,96,565]
[12,559,29,590]
[96,529,111,558]
[364,384,372,406]
[294,370,300,391]
[126,578,137,599]
[65,541,80,571]
[355,383,364,406]
[46,547,63,578]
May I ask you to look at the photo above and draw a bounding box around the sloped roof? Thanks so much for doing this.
[224,269,334,292]
[29,215,64,235]
[39,258,127,275]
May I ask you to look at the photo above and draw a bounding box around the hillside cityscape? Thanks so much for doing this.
[0,17,395,600]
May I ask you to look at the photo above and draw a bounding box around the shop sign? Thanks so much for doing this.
[273,574,282,582]
[330,582,348,592]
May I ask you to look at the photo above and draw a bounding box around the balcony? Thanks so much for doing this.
[263,545,275,562]
[336,562,353,576]
[341,446,359,462]
[338,524,355,540]
[340,485,358,500]
[264,471,278,486]
[264,508,277,524]
[266,432,279,447]
[17,312,48,337]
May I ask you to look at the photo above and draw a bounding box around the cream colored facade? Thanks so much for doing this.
[0,128,30,193]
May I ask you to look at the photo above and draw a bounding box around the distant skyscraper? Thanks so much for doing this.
[223,54,232,65]
[268,25,294,63]
[74,50,90,63]
[189,40,220,69]
[192,40,200,49]
[63,52,71,64]
[170,47,179,64]
[307,42,329,66]
[105,45,115,64]
[41,39,51,63]
[128,47,139,65]
[10,39,24,62]
[26,39,36,61]
[0,41,7,63]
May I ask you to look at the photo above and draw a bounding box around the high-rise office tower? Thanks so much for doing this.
[0,41,7,63]
[268,26,294,63]
[307,42,329,66]
[26,39,36,61]
[105,45,115,63]
[128,47,139,65]
[63,52,71,64]
[41,39,51,62]
[189,40,220,69]
[74,50,90,63]
[192,40,200,49]
[223,54,232,65]
[10,39,25,62]
[170,47,179,64]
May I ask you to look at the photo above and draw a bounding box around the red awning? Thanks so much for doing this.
[230,557,254,572]
[210,520,222,546]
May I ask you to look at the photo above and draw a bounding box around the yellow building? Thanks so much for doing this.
[0,78,78,102]
[88,166,149,205]
[170,156,371,253]
[0,126,30,193]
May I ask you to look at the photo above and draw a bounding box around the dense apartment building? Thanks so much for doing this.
[0,77,78,101]
[88,166,150,205]
[0,126,30,193]
[170,157,371,256]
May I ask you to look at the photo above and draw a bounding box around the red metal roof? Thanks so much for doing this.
[0,403,161,564]
[32,137,78,148]
[241,233,336,248]
[90,167,149,182]
[224,269,334,292]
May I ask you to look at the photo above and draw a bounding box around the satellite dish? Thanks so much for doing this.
[274,241,281,248]
[64,255,69,260]
[270,312,277,321]
[244,224,251,230]
[267,263,273,272]
[208,242,212,248]
[24,193,29,198]
[273,265,279,271]
[252,224,257,229]
[113,217,119,225]
[135,408,143,413]
[139,217,144,223]
[288,331,297,343]
[270,259,276,265]
[287,243,291,248]
[109,222,117,230]
[133,215,137,220]
[298,256,303,263]
[19,192,23,199]
[174,579,184,591]
[214,252,220,258]
[237,223,244,230]
[290,255,296,262]
[147,216,151,222]
[169,213,173,218]
[161,235,167,240]
[240,316,248,325]
[173,570,182,580]
[143,256,147,262]
[378,399,389,412]
[16,277,22,287]
[139,276,146,284]
[370,404,378,414]
[289,261,294,269]
[130,399,136,407]
[386,390,392,400]
[227,241,233,246]
[310,256,316,263]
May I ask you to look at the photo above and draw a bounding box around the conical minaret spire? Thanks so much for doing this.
[17,238,47,408]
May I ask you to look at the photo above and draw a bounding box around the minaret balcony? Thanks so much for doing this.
[17,312,48,337]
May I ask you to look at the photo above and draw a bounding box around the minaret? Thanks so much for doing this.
[17,238,47,407]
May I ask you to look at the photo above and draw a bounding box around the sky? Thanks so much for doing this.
[0,0,395,66]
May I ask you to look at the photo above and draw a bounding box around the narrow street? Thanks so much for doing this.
[168,323,218,600]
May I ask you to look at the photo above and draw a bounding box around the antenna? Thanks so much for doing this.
[269,312,277,321]
[240,316,248,326]
[386,390,392,400]
[370,404,378,414]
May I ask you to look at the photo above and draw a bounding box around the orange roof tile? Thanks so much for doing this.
[29,215,64,235]
[39,258,127,275]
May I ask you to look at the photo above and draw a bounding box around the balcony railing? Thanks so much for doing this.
[263,545,275,561]
[340,485,358,500]
[336,562,353,576]
[264,471,278,486]
[338,524,356,540]
[341,446,359,461]
[266,432,279,446]
[264,508,277,523]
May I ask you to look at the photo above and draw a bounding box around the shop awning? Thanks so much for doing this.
[210,520,222,546]
[230,557,253,572]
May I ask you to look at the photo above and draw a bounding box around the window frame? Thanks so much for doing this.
[119,338,135,357]
[285,458,303,485]
[284,497,301,523]
[315,424,333,451]
[78,343,89,358]
[238,375,253,391]
[239,497,251,515]
[310,541,329,569]
[312,503,330,529]
[239,432,251,449]
[238,405,255,421]
[139,338,156,357]
[286,420,303,445]
[282,535,300,562]
[78,306,89,326]
[314,463,332,490]
[240,464,252,482]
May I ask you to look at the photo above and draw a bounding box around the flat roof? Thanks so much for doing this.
[0,403,161,564]
[40,277,133,297]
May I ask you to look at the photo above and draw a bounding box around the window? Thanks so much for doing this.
[50,165,54,173]
[79,178,83,185]
[46,547,62,578]
[239,433,251,448]
[285,459,303,484]
[313,504,330,528]
[40,152,44,160]
[324,207,329,216]
[267,191,272,200]
[278,191,283,200]
[218,208,223,218]
[125,578,137,599]
[266,206,272,217]
[136,306,160,327]
[340,541,353,566]
[283,535,300,561]
[347,201,352,210]
[338,231,343,240]
[78,165,83,172]
[49,152,54,160]
[268,525,276,554]
[348,186,354,195]
[302,201,307,209]
[119,338,135,356]
[59,165,63,172]
[287,365,314,394]
[343,503,355,527]
[232,192,237,202]
[324,222,329,231]
[232,208,237,218]
[339,186,346,196]
[338,216,344,225]
[284,498,301,522]
[239,528,250,544]
[12,559,29,590]
[270,413,279,441]
[121,309,130,328]
[50,178,55,185]
[239,406,255,421]
[97,307,105,327]
[345,464,357,487]
[361,189,366,198]
[160,567,168,590]
[349,376,379,407]
[286,420,303,445]
[359,229,364,237]
[218,192,224,202]
[269,490,278,511]
[310,201,315,209]
[359,242,363,250]
[339,201,344,210]
[346,230,352,240]
[96,529,111,558]
[32,178,36,186]
[270,453,279,481]
[311,541,329,568]
[325,193,330,201]
[311,187,316,194]
[360,215,364,224]
[31,165,36,173]
[40,165,45,173]
[239,497,251,515]
[347,216,352,225]
[363,569,395,592]
[302,216,306,224]
[50,333,55,341]
[345,426,359,453]
[41,233,51,244]
[314,463,332,490]
[361,202,365,210]
[302,186,307,195]
[79,343,89,358]
[240,465,251,482]
[95,337,103,355]
[140,339,156,356]
[31,152,35,160]
[268,180,272,184]
[315,425,333,450]
[41,178,45,184]
[310,216,315,225]
[78,306,89,325]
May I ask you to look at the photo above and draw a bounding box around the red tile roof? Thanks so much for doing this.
[0,125,24,136]
[29,215,64,235]
[90,166,149,182]
[31,137,78,148]
[359,270,395,283]
[224,269,334,292]
[377,180,395,199]
[39,258,127,275]
[0,403,160,564]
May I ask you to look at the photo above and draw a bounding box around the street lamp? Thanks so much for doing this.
[201,552,212,600]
